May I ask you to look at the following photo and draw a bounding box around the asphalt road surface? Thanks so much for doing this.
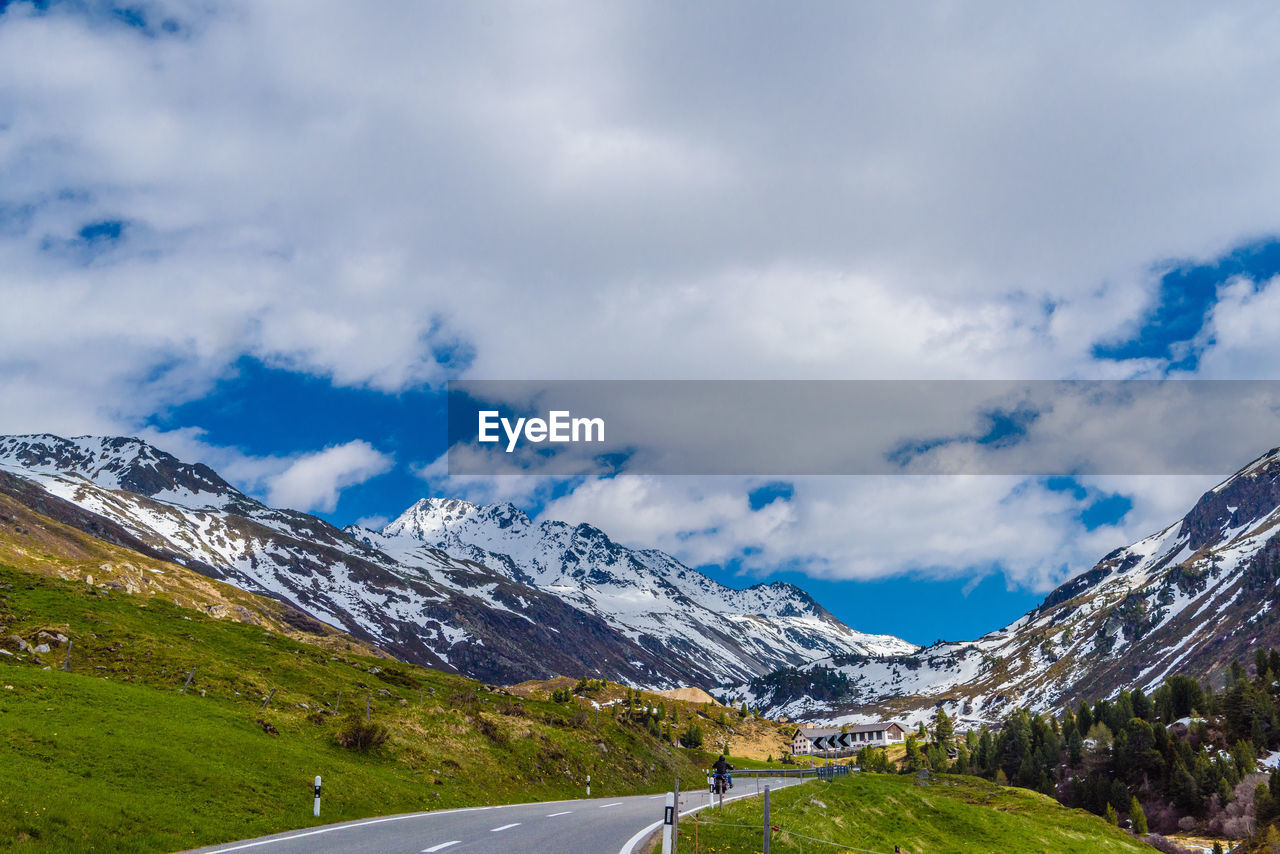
[184,775,809,854]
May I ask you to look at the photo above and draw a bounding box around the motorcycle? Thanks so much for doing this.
[709,770,731,795]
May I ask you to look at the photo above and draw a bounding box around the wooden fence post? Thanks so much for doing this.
[673,776,679,852]
[763,785,771,854]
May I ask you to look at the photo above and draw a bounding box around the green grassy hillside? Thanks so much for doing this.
[0,562,715,853]
[681,772,1156,854]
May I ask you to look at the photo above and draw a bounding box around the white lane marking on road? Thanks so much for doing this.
[648,795,664,800]
[599,802,623,808]
[196,808,491,852]
[422,843,461,852]
[546,811,572,817]
[490,823,521,832]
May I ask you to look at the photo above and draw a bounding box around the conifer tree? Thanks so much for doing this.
[1129,796,1147,834]
[934,708,954,749]
[1077,702,1093,737]
[904,735,925,773]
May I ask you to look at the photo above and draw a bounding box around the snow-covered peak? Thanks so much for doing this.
[383,497,533,542]
[372,495,920,671]
[0,433,243,509]
[1211,446,1280,494]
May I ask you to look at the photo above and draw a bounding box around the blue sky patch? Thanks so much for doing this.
[0,1,182,35]
[40,218,129,261]
[697,559,1044,646]
[748,480,793,510]
[1045,475,1132,529]
[77,219,125,242]
[1095,237,1280,369]
[1079,493,1133,530]
[150,358,449,524]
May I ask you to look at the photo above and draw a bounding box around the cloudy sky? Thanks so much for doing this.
[4,0,1280,643]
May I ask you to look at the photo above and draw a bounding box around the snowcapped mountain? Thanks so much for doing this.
[0,433,911,687]
[733,446,1280,727]
[351,497,915,683]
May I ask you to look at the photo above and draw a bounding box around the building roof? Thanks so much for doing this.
[848,722,905,733]
[794,722,904,738]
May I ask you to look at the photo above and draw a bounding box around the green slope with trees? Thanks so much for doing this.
[845,656,1280,850]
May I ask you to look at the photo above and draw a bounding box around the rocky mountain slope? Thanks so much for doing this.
[0,433,910,687]
[352,497,914,672]
[733,446,1280,727]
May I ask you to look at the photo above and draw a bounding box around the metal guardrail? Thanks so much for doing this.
[724,766,852,779]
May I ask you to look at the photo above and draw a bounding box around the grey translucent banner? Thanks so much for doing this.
[446,380,1280,476]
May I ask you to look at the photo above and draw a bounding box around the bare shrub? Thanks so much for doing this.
[474,714,508,744]
[335,716,389,751]
[1145,800,1183,835]
[1207,774,1263,838]
[1142,835,1196,854]
[448,690,477,715]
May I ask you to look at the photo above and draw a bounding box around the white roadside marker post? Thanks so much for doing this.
[313,776,322,818]
[661,791,675,854]
[586,775,591,797]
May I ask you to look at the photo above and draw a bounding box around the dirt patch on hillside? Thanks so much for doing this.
[506,676,576,699]
[653,687,720,705]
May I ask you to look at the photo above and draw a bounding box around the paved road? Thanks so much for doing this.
[183,776,809,854]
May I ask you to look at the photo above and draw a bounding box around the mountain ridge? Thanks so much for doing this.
[0,432,907,688]
[734,445,1280,727]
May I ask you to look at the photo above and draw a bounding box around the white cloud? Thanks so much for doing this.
[134,427,394,514]
[264,440,393,513]
[2,2,1279,595]
[2,1,1280,432]
[534,473,1217,593]
[1189,274,1280,379]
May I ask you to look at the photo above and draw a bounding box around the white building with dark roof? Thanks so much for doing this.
[791,722,906,755]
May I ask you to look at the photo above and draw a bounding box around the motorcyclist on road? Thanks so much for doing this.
[712,755,734,791]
